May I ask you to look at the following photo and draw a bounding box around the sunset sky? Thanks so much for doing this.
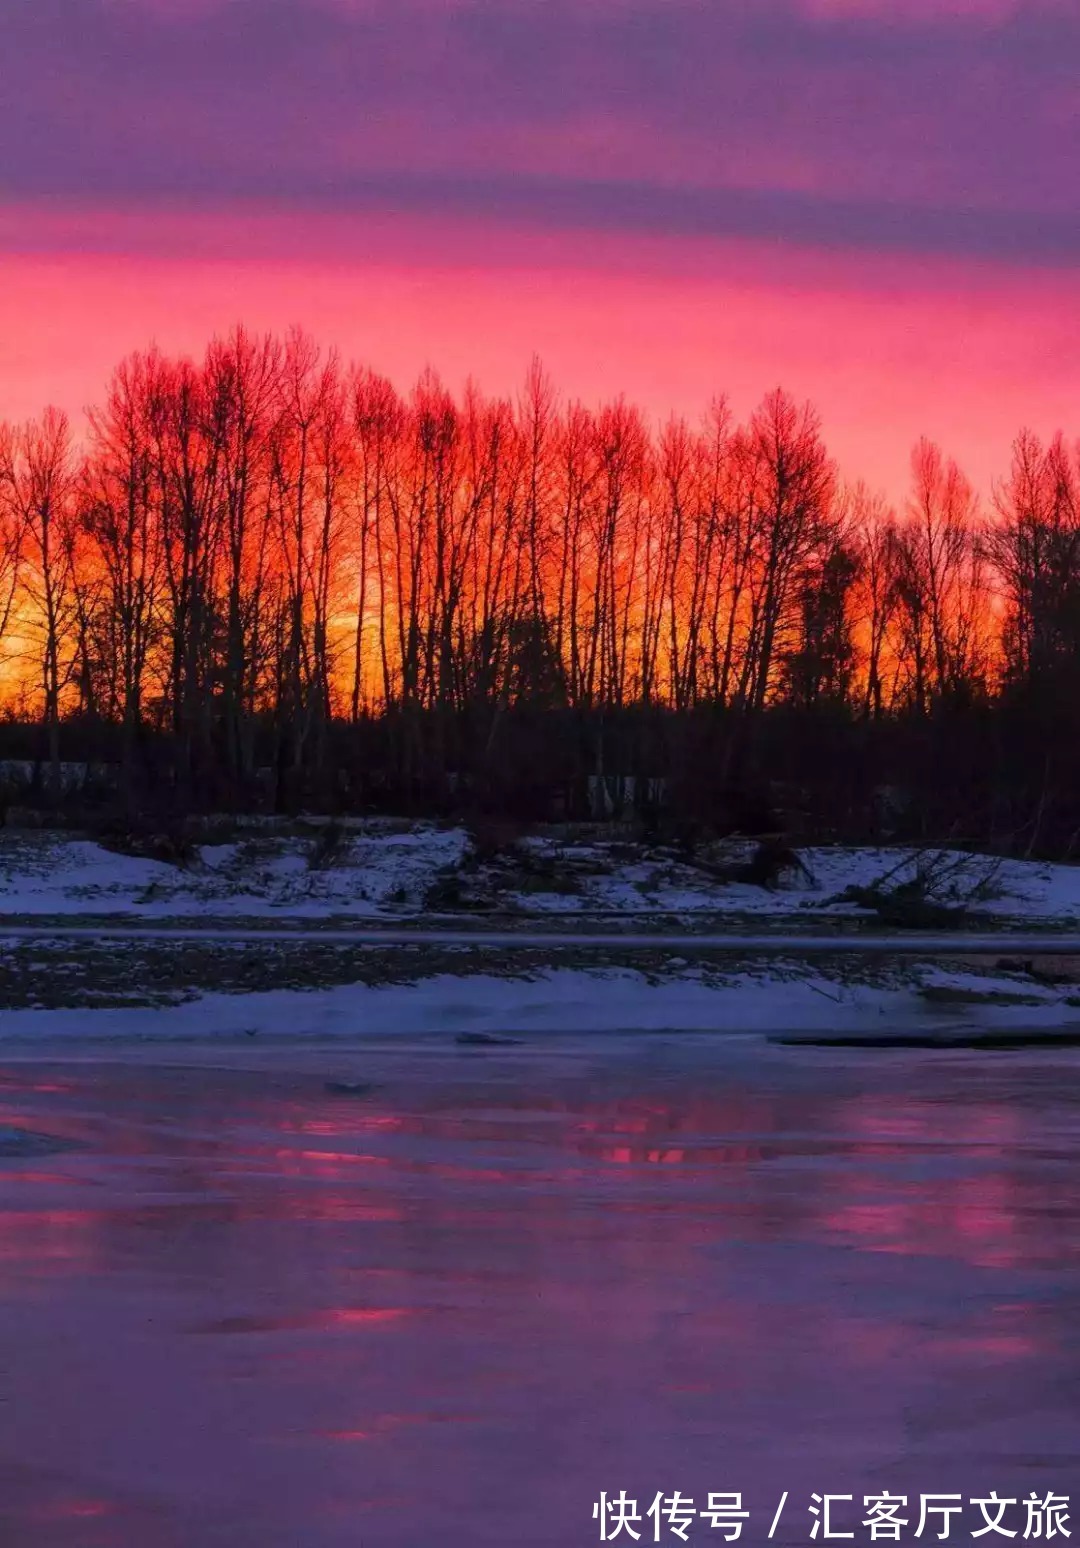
[4,0,1079,503]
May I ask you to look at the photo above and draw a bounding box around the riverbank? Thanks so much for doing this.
[2,825,1080,926]
[2,946,1080,1044]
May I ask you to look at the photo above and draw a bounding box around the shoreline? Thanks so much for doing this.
[3,958,1080,1047]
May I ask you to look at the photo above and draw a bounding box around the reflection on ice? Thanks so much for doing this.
[0,1035,1077,1546]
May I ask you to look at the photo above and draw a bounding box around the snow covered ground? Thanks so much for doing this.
[2,960,1078,1044]
[1,824,1079,923]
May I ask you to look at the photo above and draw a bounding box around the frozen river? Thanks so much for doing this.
[0,1030,1077,1546]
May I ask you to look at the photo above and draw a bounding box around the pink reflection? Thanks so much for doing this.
[270,1146,391,1167]
[38,1499,114,1519]
[0,1056,1077,1548]
[322,1307,411,1327]
[322,1409,479,1442]
[0,1208,103,1265]
[192,1306,414,1335]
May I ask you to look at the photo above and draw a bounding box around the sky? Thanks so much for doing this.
[3,0,1079,503]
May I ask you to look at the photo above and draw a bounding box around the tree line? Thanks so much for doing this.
[0,327,1077,848]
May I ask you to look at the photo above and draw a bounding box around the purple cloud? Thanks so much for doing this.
[4,0,1079,263]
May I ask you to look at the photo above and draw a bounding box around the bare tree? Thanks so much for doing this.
[3,410,80,793]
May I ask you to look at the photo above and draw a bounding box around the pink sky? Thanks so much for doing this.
[2,206,1079,505]
[5,0,1080,504]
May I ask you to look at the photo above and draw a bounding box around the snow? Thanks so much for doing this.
[3,962,1079,1044]
[1,826,1080,923]
[0,826,470,918]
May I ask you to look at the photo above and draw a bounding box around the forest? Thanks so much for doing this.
[0,327,1077,852]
